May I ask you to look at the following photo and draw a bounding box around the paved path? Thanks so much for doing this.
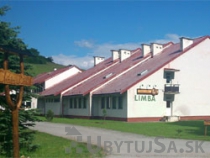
[30,122,210,158]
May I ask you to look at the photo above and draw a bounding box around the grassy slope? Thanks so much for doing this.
[0,132,104,158]
[26,62,65,77]
[39,117,210,141]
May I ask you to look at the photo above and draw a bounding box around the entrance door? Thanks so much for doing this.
[166,101,171,116]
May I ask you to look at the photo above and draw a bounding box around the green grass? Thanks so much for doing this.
[27,62,65,77]
[15,132,104,158]
[38,116,210,141]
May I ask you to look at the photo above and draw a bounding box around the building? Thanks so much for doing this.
[32,65,82,110]
[37,35,210,122]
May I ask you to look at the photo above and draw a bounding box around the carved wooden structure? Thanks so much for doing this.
[0,46,33,158]
[204,120,210,136]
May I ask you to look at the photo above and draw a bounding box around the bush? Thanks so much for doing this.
[45,110,54,121]
[0,108,41,157]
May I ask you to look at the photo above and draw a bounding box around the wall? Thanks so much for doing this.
[169,38,210,116]
[37,98,45,114]
[127,69,167,118]
[45,67,81,89]
[92,93,127,118]
[127,38,210,119]
[31,97,37,109]
[45,102,61,116]
[62,96,90,116]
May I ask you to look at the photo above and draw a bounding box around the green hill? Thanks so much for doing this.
[26,62,65,77]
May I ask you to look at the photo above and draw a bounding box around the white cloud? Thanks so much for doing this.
[53,34,181,69]
[52,54,94,69]
[74,40,95,48]
[153,34,180,44]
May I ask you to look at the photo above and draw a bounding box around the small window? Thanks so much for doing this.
[69,98,73,109]
[166,101,171,108]
[112,97,117,109]
[101,97,105,109]
[78,98,82,109]
[74,98,77,109]
[118,96,123,109]
[106,97,111,109]
[54,98,60,102]
[83,97,87,109]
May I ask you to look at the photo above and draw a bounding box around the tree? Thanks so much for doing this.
[0,6,40,157]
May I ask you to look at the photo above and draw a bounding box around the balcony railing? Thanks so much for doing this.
[164,84,179,94]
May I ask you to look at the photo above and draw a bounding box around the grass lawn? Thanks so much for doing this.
[38,116,210,141]
[17,131,104,158]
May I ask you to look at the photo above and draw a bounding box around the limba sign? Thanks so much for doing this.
[134,95,156,101]
[134,88,159,101]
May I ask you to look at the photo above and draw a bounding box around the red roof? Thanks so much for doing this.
[40,57,118,96]
[63,49,143,96]
[92,36,209,95]
[40,35,209,97]
[33,66,76,84]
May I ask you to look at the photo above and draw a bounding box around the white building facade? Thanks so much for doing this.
[37,35,210,122]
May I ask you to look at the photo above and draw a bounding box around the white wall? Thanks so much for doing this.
[127,69,166,118]
[170,38,210,116]
[127,38,210,118]
[45,67,81,89]
[31,97,37,109]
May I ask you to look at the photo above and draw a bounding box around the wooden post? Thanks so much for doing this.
[205,126,207,136]
[3,53,24,158]
[0,47,33,158]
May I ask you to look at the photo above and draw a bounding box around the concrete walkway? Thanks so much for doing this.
[30,122,210,158]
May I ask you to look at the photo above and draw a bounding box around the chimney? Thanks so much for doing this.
[180,37,193,51]
[111,50,119,61]
[120,49,131,62]
[141,44,151,57]
[151,43,163,57]
[94,56,105,66]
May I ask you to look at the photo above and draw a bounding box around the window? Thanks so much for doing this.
[118,96,123,109]
[73,98,77,109]
[69,98,73,109]
[166,101,171,108]
[78,97,82,109]
[83,97,87,109]
[54,98,60,102]
[112,97,117,109]
[106,97,110,109]
[101,97,105,109]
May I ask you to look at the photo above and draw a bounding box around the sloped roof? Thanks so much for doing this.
[63,48,143,96]
[40,57,118,96]
[33,65,76,84]
[92,36,209,95]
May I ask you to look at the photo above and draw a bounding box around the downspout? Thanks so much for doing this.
[89,92,93,118]
[60,94,63,117]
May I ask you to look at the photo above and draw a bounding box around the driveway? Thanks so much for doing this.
[30,122,210,158]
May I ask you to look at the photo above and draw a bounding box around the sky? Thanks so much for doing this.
[1,1,210,69]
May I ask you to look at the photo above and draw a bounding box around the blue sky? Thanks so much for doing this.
[1,1,210,69]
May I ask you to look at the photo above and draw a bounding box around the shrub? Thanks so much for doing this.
[45,110,54,121]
